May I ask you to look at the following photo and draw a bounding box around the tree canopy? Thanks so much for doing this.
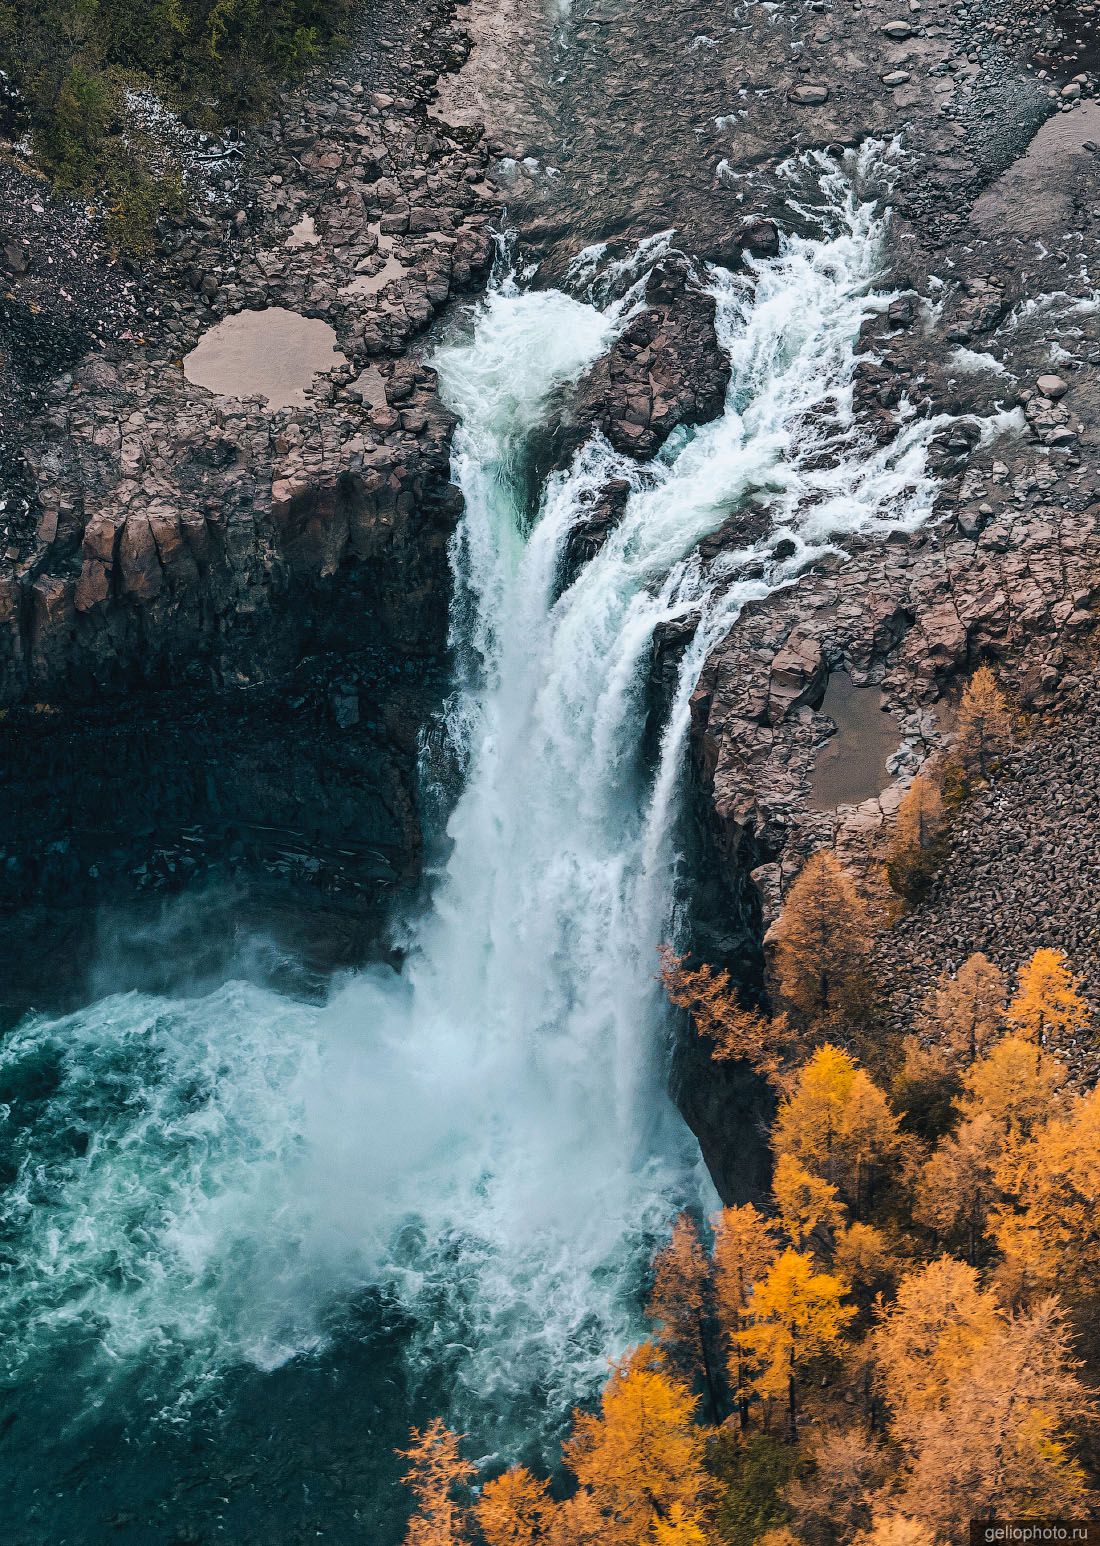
[0,0,355,243]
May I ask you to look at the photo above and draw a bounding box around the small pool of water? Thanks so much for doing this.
[1032,1,1100,81]
[809,673,899,810]
[286,214,320,249]
[183,307,347,410]
[342,254,407,296]
[971,100,1100,234]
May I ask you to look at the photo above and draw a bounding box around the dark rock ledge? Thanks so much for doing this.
[0,0,497,998]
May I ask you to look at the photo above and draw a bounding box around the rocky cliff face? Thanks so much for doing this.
[0,0,496,994]
[679,0,1100,1190]
[566,255,734,460]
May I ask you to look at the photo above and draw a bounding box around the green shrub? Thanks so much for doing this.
[1,0,356,245]
[39,65,113,187]
[709,1430,805,1546]
[106,161,185,253]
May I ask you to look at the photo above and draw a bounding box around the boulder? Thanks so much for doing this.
[566,257,731,461]
[787,84,829,106]
[737,218,780,259]
[559,479,632,588]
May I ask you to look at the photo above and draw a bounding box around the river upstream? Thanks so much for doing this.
[0,135,954,1541]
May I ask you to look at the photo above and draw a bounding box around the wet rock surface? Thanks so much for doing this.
[453,0,1100,974]
[437,0,1100,1179]
[6,0,1100,1533]
[692,461,1100,903]
[567,256,732,459]
[558,476,632,589]
[443,0,1081,267]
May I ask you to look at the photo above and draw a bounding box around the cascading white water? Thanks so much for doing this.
[0,151,953,1439]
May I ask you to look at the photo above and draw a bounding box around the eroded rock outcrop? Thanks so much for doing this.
[0,0,494,957]
[436,0,1100,1196]
[558,477,632,590]
[567,257,731,460]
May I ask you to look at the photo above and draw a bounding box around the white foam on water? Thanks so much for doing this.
[0,150,953,1437]
[949,346,1012,377]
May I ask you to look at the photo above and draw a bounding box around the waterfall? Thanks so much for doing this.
[0,152,948,1447]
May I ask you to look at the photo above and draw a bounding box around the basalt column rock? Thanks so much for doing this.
[0,0,498,984]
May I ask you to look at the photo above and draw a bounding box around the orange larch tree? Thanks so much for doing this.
[649,1500,714,1546]
[872,1256,1001,1442]
[475,1467,556,1546]
[771,1153,845,1255]
[958,1032,1069,1160]
[913,1111,1001,1265]
[546,1489,604,1546]
[771,852,874,1024]
[738,1248,854,1440]
[398,1419,476,1546]
[659,948,795,1083]
[952,665,1012,786]
[991,1083,1100,1310]
[712,1201,779,1428]
[1005,947,1091,1059]
[832,1222,896,1307]
[562,1345,713,1546]
[853,1516,939,1546]
[875,1266,1091,1524]
[646,1212,720,1418]
[893,1298,1092,1530]
[886,774,946,900]
[784,1424,887,1546]
[772,1044,855,1183]
[921,951,1006,1066]
[773,1045,902,1216]
[840,1070,906,1217]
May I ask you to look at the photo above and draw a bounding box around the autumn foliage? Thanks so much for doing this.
[880,665,1014,904]
[564,1346,713,1544]
[399,1419,475,1546]
[951,665,1013,788]
[921,951,1006,1066]
[874,1263,1091,1527]
[713,1203,779,1427]
[885,775,946,899]
[1006,947,1091,1056]
[475,1468,554,1546]
[773,1046,902,1216]
[647,1213,721,1416]
[401,916,1100,1546]
[771,853,874,1023]
[992,1083,1100,1307]
[737,1248,854,1438]
[659,949,799,1085]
